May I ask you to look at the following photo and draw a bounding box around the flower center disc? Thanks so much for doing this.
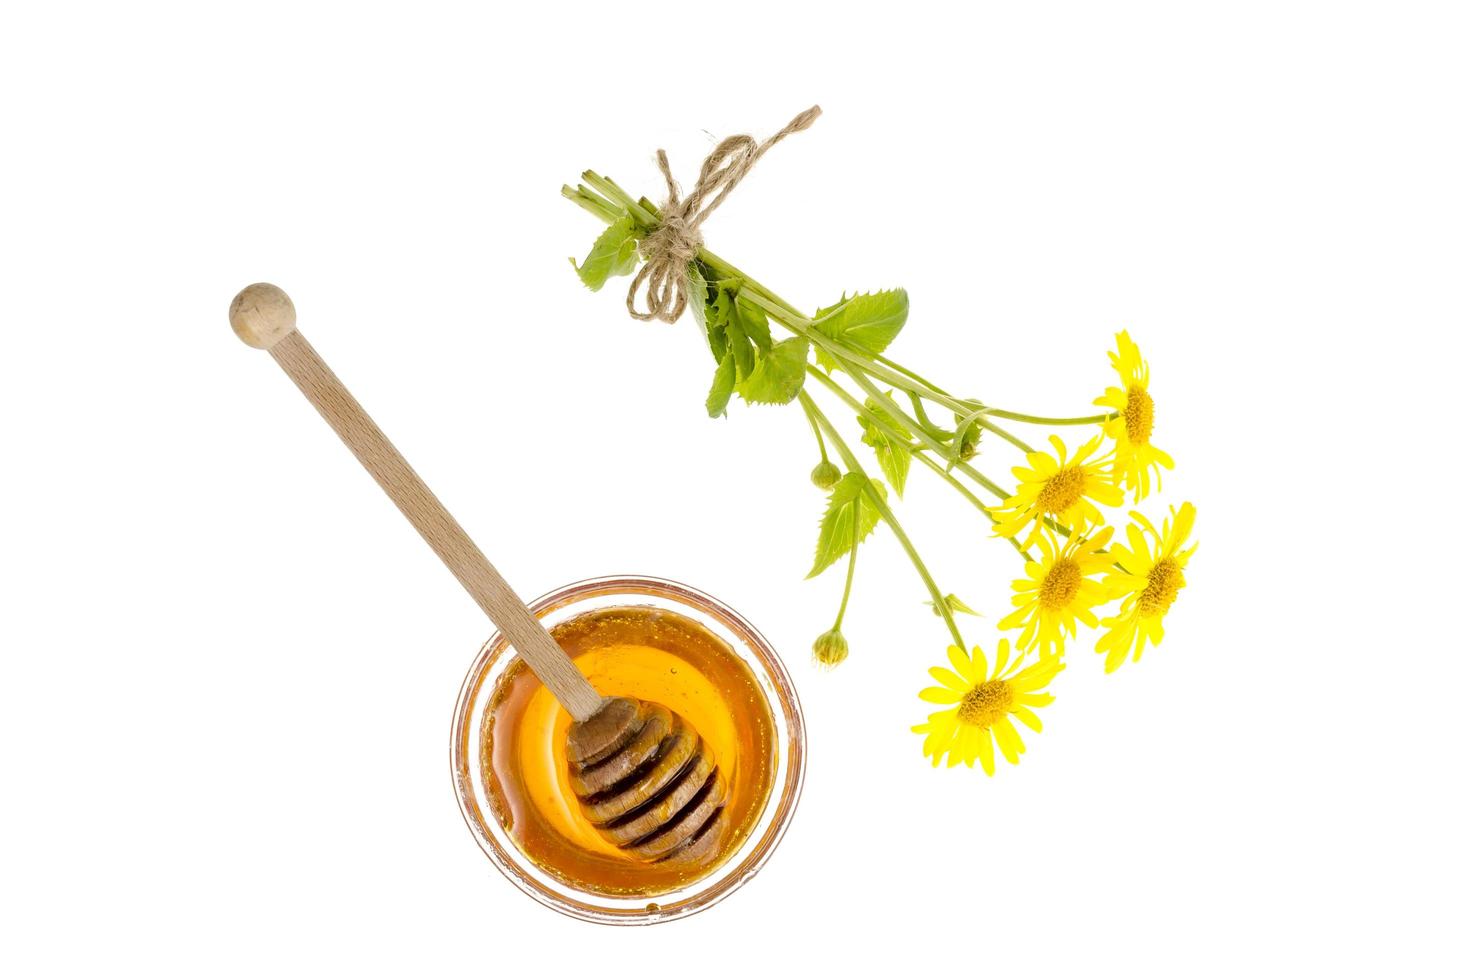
[958,679,1013,728]
[1039,466,1086,514]
[1124,385,1155,444]
[1039,558,1081,610]
[1139,558,1185,617]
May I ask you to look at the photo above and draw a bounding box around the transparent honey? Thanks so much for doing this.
[479,605,778,897]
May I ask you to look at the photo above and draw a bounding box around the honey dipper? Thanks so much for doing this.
[230,283,727,864]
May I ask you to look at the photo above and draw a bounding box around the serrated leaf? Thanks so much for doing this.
[858,392,912,495]
[807,473,883,578]
[813,289,908,357]
[706,352,736,418]
[703,285,734,363]
[570,216,639,291]
[811,294,848,372]
[726,320,755,380]
[736,336,808,405]
[734,298,773,355]
[813,293,849,320]
[705,319,728,363]
[704,284,734,328]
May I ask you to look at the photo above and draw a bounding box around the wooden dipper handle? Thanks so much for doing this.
[232,283,730,861]
[229,283,603,722]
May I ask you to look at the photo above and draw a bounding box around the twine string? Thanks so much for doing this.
[626,105,822,323]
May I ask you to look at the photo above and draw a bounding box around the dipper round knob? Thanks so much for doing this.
[230,283,297,350]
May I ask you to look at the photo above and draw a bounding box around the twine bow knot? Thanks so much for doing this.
[627,105,822,324]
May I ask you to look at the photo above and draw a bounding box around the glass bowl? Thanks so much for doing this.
[449,575,806,924]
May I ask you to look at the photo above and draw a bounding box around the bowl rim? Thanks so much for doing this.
[448,573,807,925]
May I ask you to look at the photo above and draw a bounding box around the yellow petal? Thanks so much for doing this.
[928,666,969,692]
[1168,502,1197,551]
[969,645,989,682]
[919,687,963,705]
[1013,705,1043,733]
[947,644,973,678]
[963,726,982,767]
[994,717,1025,763]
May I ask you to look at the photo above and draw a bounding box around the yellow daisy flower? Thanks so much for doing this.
[1095,503,1198,673]
[990,434,1123,539]
[998,526,1116,658]
[1093,330,1174,503]
[911,640,1064,776]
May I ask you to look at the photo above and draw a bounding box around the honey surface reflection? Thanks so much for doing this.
[481,606,777,896]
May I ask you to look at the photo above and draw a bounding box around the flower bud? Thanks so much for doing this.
[958,424,982,462]
[810,460,842,489]
[812,628,849,668]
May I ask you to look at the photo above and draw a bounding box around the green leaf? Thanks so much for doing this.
[705,320,728,363]
[706,352,736,418]
[807,473,883,578]
[858,392,912,495]
[925,594,984,617]
[570,216,639,291]
[736,336,808,405]
[702,285,734,363]
[726,321,755,380]
[813,293,849,320]
[734,298,773,355]
[813,289,908,356]
[811,293,848,372]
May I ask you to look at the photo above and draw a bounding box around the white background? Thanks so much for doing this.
[2,2,1476,976]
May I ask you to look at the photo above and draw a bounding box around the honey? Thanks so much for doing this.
[480,605,778,897]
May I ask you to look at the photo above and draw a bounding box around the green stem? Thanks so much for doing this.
[913,453,1030,559]
[834,506,860,631]
[807,363,952,457]
[976,408,1114,426]
[873,352,949,395]
[915,451,989,511]
[741,289,973,412]
[810,363,1089,548]
[696,253,807,321]
[975,417,1034,454]
[580,172,653,229]
[876,354,1113,426]
[850,356,975,416]
[806,364,1011,502]
[804,404,830,464]
[799,391,965,649]
[807,366,1030,559]
[905,391,947,437]
[561,184,625,223]
[840,364,1020,503]
[738,287,1065,463]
